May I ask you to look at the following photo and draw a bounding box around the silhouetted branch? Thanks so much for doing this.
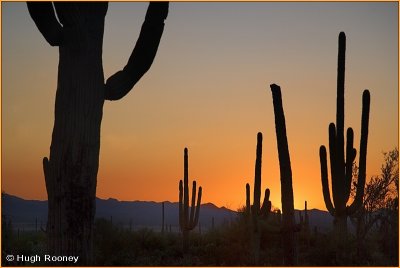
[320,146,335,215]
[27,2,63,46]
[105,2,169,101]
[347,90,370,215]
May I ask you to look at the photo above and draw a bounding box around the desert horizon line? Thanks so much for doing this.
[3,191,329,212]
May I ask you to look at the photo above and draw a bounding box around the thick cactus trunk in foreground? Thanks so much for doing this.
[319,32,370,239]
[270,84,297,266]
[27,2,168,264]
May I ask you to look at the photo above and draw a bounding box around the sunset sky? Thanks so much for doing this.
[2,2,398,211]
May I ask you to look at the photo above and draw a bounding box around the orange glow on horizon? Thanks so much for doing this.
[2,2,397,214]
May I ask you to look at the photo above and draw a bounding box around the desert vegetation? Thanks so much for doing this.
[2,178,398,266]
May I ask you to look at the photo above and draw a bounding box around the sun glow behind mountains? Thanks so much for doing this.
[2,2,398,211]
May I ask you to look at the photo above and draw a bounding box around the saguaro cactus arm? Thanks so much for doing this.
[344,128,357,202]
[347,90,370,214]
[320,146,335,215]
[192,186,202,229]
[105,2,169,100]
[179,180,184,230]
[27,2,63,46]
[246,184,271,217]
[260,188,272,217]
[246,183,251,215]
[189,181,197,225]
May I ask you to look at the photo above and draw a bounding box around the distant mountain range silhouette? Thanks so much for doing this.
[2,193,335,232]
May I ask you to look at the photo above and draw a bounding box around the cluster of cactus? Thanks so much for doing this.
[173,31,371,264]
[269,83,298,265]
[245,132,272,265]
[319,32,370,237]
[178,148,202,252]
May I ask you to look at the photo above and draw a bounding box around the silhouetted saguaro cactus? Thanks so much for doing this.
[179,148,202,252]
[319,32,370,238]
[303,201,310,246]
[245,132,272,265]
[161,202,165,234]
[270,84,297,266]
[304,201,310,232]
[246,183,251,217]
[27,2,168,264]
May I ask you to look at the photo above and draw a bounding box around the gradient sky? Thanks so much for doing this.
[2,2,398,211]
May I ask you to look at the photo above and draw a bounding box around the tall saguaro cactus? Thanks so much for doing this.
[27,2,168,264]
[319,32,370,237]
[245,132,272,265]
[179,148,202,252]
[270,84,297,266]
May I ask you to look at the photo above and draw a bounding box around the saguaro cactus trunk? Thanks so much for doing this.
[270,84,297,266]
[27,2,168,264]
[319,32,370,238]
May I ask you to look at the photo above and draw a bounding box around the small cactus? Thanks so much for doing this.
[178,148,202,252]
[304,201,310,232]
